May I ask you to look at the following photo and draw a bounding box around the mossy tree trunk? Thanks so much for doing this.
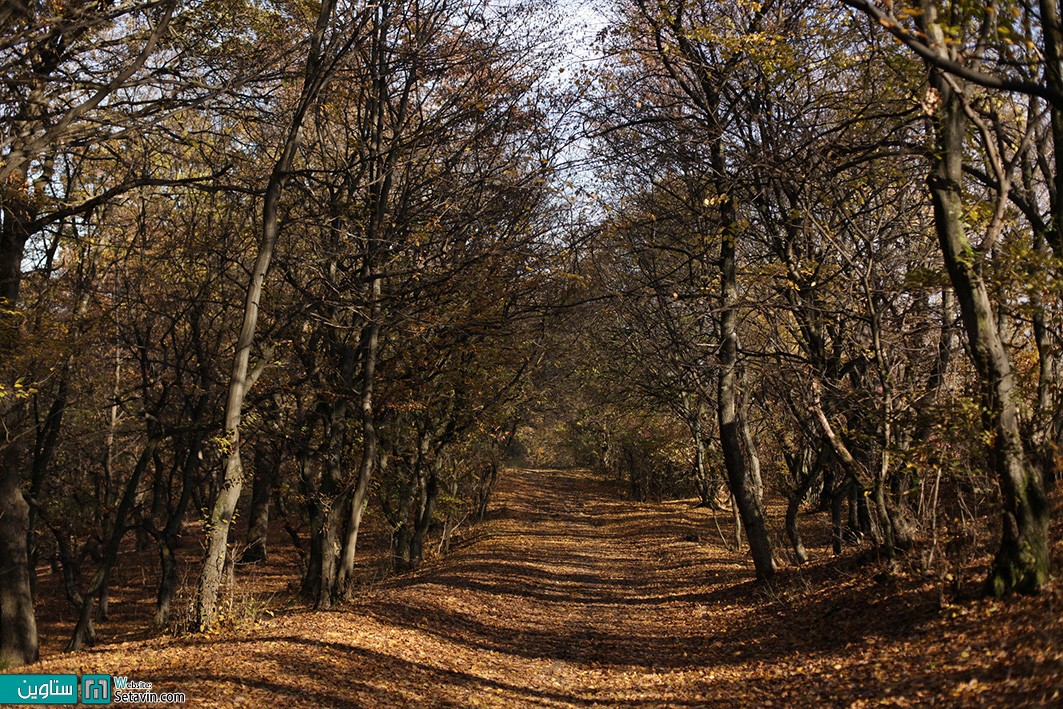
[920,7,1049,593]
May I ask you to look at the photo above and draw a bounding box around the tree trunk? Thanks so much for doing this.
[785,490,808,565]
[312,499,343,611]
[847,482,863,541]
[730,493,743,551]
[154,541,177,629]
[300,474,325,602]
[819,465,835,512]
[51,528,84,613]
[310,390,350,610]
[740,384,764,502]
[300,454,346,611]
[717,190,775,580]
[831,485,845,555]
[335,278,381,598]
[409,466,439,569]
[1039,0,1063,260]
[241,443,278,564]
[154,425,204,627]
[1036,3,1063,491]
[785,447,818,564]
[692,414,714,507]
[334,5,395,596]
[646,1,775,578]
[0,446,38,666]
[27,357,71,598]
[240,444,274,565]
[0,169,39,667]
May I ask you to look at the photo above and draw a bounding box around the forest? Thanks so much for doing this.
[0,0,1061,705]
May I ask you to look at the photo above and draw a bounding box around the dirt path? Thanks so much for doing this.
[22,468,1063,707]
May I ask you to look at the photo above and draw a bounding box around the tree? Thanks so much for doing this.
[843,0,1052,594]
[589,0,809,580]
[195,0,357,630]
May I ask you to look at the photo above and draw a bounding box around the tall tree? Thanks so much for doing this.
[195,0,356,630]
[843,0,1052,594]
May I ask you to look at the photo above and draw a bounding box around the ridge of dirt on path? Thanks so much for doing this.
[13,468,1063,708]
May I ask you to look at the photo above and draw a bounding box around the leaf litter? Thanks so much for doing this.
[13,468,1062,707]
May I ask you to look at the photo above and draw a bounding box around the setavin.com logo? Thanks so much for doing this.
[0,674,186,705]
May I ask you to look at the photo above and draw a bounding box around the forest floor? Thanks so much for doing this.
[16,467,1063,707]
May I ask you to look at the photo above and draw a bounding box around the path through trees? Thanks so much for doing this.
[24,467,1061,706]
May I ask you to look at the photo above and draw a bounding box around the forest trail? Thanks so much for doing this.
[25,468,1062,707]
